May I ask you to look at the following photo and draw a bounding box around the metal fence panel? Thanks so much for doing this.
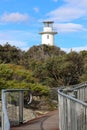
[1,89,33,130]
[58,82,87,130]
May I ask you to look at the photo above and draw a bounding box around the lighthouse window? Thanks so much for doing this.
[47,35,49,39]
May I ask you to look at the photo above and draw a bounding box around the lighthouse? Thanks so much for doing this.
[39,21,57,46]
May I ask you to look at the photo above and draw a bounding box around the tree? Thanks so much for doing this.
[0,43,24,64]
[79,50,87,82]
[64,51,84,85]
[33,56,66,87]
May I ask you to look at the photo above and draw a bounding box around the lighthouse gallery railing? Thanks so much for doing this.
[58,82,87,130]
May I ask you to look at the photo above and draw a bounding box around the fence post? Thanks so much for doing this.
[19,91,24,124]
[74,90,77,98]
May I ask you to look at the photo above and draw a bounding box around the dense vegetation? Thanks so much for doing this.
[0,43,87,95]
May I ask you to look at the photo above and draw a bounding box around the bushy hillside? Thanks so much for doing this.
[25,44,65,61]
[0,43,87,110]
[0,63,50,96]
[0,43,87,89]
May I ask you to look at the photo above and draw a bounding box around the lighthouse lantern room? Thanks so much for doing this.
[39,21,57,46]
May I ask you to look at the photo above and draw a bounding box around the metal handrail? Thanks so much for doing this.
[2,90,10,130]
[58,82,87,130]
[58,88,87,107]
[1,89,32,130]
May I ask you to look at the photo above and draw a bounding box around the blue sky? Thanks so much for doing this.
[0,0,87,52]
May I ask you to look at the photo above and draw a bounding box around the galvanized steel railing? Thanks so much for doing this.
[58,82,87,130]
[1,88,58,130]
[1,89,32,130]
[2,90,10,130]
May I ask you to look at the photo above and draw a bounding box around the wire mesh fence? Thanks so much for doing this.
[1,88,58,129]
[2,89,33,129]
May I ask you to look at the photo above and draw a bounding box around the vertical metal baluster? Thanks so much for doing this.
[19,91,24,124]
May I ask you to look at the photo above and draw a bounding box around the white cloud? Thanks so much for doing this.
[62,45,87,53]
[0,30,40,50]
[55,23,86,33]
[64,0,87,8]
[33,7,39,13]
[52,0,58,2]
[46,7,85,22]
[46,0,87,22]
[0,12,29,23]
[0,40,29,51]
[0,30,36,40]
[44,0,87,33]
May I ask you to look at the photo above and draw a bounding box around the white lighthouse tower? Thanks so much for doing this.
[39,21,57,46]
